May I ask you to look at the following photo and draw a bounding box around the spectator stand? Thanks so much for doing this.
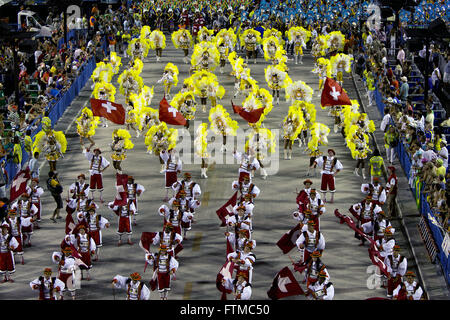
[1,31,108,188]
[373,76,450,286]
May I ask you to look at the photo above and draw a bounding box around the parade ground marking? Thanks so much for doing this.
[192,232,203,252]
[183,281,193,300]
[202,191,210,208]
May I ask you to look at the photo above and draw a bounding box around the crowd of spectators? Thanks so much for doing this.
[0,2,147,176]
[360,22,450,232]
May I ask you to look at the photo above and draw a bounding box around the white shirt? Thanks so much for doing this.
[380,114,391,132]
[439,147,448,168]
[112,275,151,300]
[397,49,405,64]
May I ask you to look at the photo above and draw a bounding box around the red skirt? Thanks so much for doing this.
[0,251,15,272]
[80,251,92,269]
[58,272,72,286]
[12,236,23,253]
[117,216,132,234]
[89,230,101,247]
[181,220,191,230]
[157,271,171,290]
[165,171,177,188]
[21,225,33,234]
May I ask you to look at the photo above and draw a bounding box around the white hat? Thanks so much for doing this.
[401,76,407,82]
[381,57,387,64]
[387,97,394,103]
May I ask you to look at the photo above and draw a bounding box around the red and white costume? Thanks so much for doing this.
[0,229,19,278]
[227,249,256,283]
[393,279,423,300]
[146,251,179,294]
[30,275,65,300]
[385,253,407,297]
[86,212,109,247]
[222,277,252,300]
[158,205,184,235]
[226,210,252,235]
[151,230,183,255]
[4,215,32,256]
[51,252,79,297]
[234,198,255,216]
[296,185,321,211]
[110,202,136,238]
[68,180,90,200]
[361,182,387,205]
[65,198,96,234]
[232,179,260,202]
[233,151,260,182]
[167,197,197,231]
[172,178,202,201]
[314,155,343,195]
[361,215,394,240]
[349,199,383,225]
[11,199,37,243]
[296,229,326,263]
[112,275,151,300]
[126,182,145,214]
[307,193,325,230]
[85,150,110,193]
[75,232,96,269]
[160,151,182,188]
[27,184,44,222]
[376,236,396,259]
[308,280,335,300]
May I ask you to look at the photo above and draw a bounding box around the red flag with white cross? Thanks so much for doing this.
[159,97,187,126]
[276,223,302,254]
[113,173,128,207]
[231,100,265,124]
[216,260,235,300]
[320,77,352,107]
[90,98,125,125]
[216,191,238,227]
[10,167,31,202]
[267,266,304,300]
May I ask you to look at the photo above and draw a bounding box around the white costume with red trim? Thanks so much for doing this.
[85,151,110,192]
[223,278,252,300]
[0,230,19,277]
[112,275,151,300]
[27,185,44,221]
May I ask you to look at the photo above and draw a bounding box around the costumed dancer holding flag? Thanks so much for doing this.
[146,244,179,300]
